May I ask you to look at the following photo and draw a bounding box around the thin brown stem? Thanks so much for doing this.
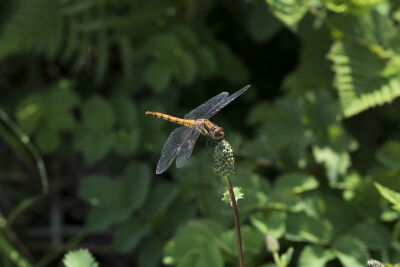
[225,175,244,267]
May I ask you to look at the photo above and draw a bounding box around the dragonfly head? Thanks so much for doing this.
[211,126,224,140]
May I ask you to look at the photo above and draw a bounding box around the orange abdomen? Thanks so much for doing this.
[145,111,194,127]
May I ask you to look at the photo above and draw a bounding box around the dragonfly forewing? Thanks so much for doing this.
[184,92,229,119]
[204,85,250,119]
[156,127,193,174]
[176,130,200,168]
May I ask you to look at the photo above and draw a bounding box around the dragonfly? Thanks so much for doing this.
[146,85,250,174]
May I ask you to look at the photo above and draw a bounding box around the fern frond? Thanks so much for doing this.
[328,40,400,117]
[0,0,63,60]
[266,0,309,31]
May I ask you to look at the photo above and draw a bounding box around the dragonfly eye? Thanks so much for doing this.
[213,127,224,139]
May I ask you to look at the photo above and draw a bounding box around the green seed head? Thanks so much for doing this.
[265,234,280,252]
[214,139,235,176]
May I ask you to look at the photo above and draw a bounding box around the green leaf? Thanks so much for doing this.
[15,94,43,134]
[298,245,335,267]
[349,222,391,250]
[147,33,181,60]
[220,226,265,258]
[85,205,131,232]
[275,172,318,193]
[213,42,249,84]
[138,237,163,267]
[283,25,333,94]
[144,181,179,219]
[113,128,141,155]
[175,50,197,85]
[286,213,333,244]
[81,96,115,130]
[247,0,282,42]
[78,175,119,206]
[120,162,151,211]
[195,45,217,77]
[144,62,172,92]
[281,247,294,266]
[324,0,385,14]
[376,141,400,170]
[221,187,244,204]
[266,0,309,31]
[328,40,400,117]
[35,127,60,153]
[73,126,115,164]
[110,96,137,128]
[244,97,314,167]
[63,249,98,267]
[312,146,351,182]
[327,8,395,47]
[250,211,287,238]
[15,81,79,139]
[164,220,223,265]
[375,182,400,210]
[47,81,80,110]
[113,219,151,253]
[196,242,224,267]
[332,235,369,267]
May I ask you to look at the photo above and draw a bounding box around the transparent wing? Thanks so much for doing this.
[184,92,229,119]
[204,85,251,119]
[176,130,201,168]
[156,127,194,174]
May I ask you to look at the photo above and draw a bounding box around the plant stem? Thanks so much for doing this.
[224,175,244,267]
[0,107,48,194]
[273,251,283,267]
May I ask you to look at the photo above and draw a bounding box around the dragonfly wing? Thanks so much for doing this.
[176,130,201,168]
[205,85,251,119]
[184,92,229,119]
[156,127,193,174]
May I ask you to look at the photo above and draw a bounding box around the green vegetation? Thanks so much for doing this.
[1,0,400,266]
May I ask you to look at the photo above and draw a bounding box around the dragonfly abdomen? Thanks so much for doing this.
[145,111,194,127]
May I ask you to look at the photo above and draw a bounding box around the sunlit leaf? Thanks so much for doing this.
[328,40,400,117]
[332,234,369,267]
[266,0,309,31]
[286,213,333,244]
[275,172,318,193]
[312,146,351,182]
[298,245,335,267]
[374,182,400,211]
[250,211,287,237]
[63,249,98,267]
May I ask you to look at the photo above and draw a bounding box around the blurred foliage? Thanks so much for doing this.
[1,0,400,267]
[63,249,98,267]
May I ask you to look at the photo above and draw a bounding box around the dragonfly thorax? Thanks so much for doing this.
[196,119,224,140]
